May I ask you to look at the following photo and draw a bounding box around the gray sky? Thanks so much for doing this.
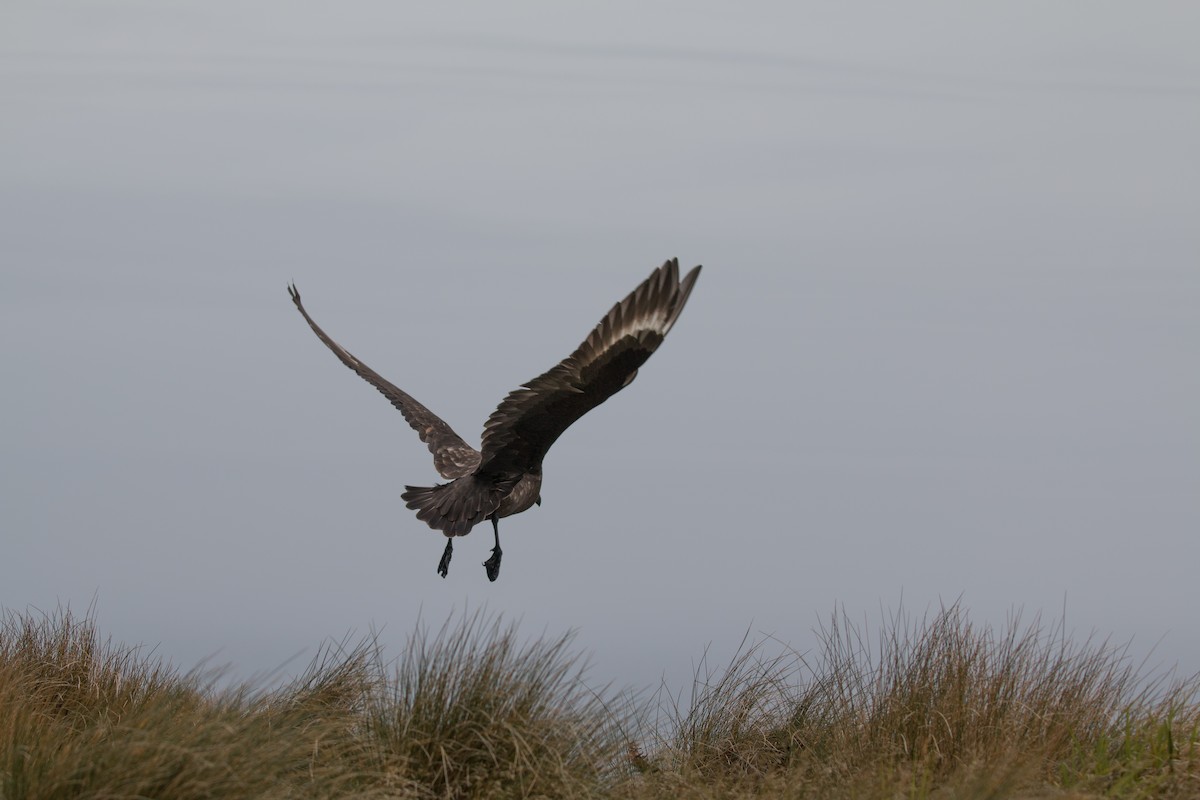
[3,1,1198,692]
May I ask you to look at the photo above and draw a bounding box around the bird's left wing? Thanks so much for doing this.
[288,284,482,479]
[477,259,700,476]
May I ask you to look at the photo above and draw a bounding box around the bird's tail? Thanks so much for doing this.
[401,477,506,537]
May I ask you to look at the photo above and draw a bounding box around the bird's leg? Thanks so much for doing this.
[482,516,503,582]
[437,537,453,578]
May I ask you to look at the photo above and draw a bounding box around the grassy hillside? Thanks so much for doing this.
[1,605,1196,799]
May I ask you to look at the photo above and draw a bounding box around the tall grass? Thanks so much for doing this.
[359,612,627,797]
[631,604,1200,798]
[1,603,1196,799]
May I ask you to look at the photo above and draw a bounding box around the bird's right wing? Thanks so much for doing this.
[477,259,700,476]
[288,284,481,479]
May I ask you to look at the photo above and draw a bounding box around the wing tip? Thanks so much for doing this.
[664,261,701,334]
[656,258,701,286]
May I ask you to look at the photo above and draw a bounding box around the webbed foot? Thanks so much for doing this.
[483,547,502,582]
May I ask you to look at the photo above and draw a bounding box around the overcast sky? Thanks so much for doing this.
[3,1,1198,693]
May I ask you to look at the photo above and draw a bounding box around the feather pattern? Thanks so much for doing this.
[478,259,701,476]
[288,284,481,480]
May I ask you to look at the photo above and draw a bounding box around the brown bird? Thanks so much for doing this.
[288,259,701,581]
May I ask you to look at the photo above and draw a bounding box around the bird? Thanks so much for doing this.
[288,258,701,581]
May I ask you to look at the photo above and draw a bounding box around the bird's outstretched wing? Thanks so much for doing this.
[478,259,701,476]
[288,284,482,479]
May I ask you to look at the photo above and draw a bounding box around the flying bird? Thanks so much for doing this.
[288,259,701,581]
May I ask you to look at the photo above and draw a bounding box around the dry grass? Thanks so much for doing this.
[1,603,1197,799]
[624,604,1200,799]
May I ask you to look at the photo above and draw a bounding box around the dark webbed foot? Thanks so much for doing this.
[483,547,502,582]
[483,516,502,582]
[437,538,453,578]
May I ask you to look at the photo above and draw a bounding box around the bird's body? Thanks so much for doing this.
[289,259,700,580]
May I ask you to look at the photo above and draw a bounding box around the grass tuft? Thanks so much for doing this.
[623,602,1200,799]
[360,610,628,798]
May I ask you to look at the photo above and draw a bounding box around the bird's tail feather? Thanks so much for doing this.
[402,477,505,537]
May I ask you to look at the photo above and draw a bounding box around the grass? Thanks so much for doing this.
[1,604,1196,799]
